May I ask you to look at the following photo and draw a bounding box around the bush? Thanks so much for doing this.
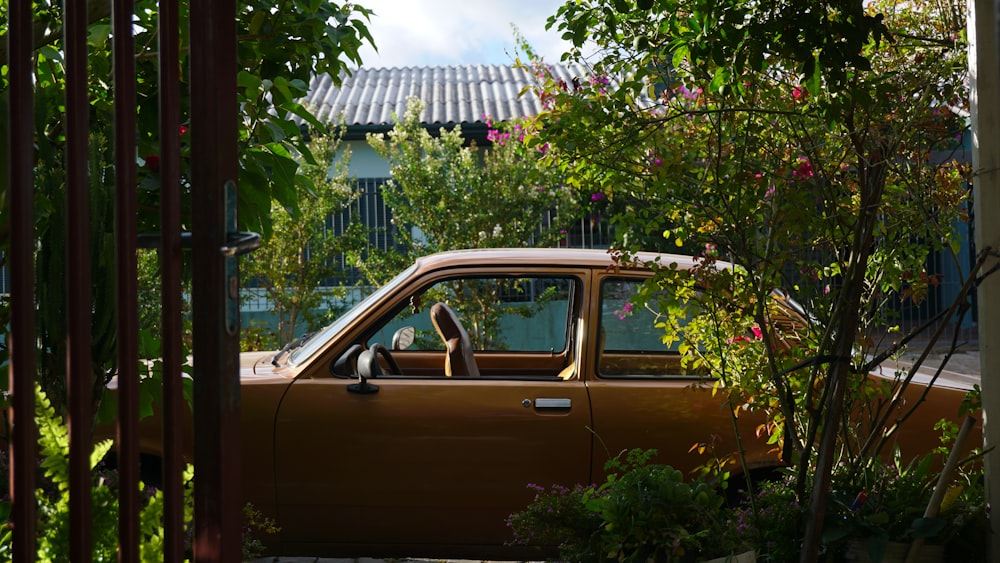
[507,449,748,562]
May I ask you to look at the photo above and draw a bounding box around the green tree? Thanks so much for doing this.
[241,130,356,349]
[531,0,973,559]
[0,1,374,409]
[350,96,583,285]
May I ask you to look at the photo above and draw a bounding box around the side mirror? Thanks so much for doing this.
[391,326,416,350]
[347,349,380,394]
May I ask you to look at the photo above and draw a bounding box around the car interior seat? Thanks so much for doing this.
[430,302,481,377]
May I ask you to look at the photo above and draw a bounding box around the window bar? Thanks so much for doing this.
[158,0,186,559]
[65,0,95,559]
[7,0,38,560]
[112,0,140,560]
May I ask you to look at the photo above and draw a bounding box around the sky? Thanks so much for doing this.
[352,0,575,69]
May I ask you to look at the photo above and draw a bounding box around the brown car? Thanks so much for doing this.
[130,248,978,558]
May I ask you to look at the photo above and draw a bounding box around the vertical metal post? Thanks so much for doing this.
[972,0,1000,559]
[7,0,37,560]
[112,0,140,560]
[64,0,94,559]
[190,0,243,560]
[158,0,186,560]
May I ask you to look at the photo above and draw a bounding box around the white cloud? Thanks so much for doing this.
[353,0,573,69]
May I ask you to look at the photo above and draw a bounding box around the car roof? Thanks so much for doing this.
[410,248,707,273]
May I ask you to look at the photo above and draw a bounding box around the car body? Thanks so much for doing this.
[126,248,979,558]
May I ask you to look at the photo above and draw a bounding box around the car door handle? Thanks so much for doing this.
[533,398,572,409]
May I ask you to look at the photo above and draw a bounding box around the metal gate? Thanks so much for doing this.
[6,1,245,561]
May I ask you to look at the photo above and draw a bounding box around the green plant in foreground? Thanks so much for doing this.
[822,448,987,562]
[508,449,748,562]
[1,385,279,560]
[0,385,195,561]
[242,502,281,560]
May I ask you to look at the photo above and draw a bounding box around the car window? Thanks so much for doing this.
[598,277,699,377]
[369,275,575,353]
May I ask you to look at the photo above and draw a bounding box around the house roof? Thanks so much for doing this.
[302,64,588,141]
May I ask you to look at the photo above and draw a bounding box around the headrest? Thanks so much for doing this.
[431,302,463,342]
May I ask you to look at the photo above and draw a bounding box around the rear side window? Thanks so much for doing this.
[598,277,697,377]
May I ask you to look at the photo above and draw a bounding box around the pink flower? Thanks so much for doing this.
[793,157,814,180]
[615,302,634,320]
[751,325,763,339]
[792,85,805,101]
[487,128,510,146]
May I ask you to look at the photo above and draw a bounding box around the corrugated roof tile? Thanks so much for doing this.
[302,63,589,129]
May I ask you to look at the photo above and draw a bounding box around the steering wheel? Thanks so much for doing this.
[369,343,401,375]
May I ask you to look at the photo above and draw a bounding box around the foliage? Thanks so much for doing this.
[0,0,374,410]
[0,0,374,237]
[728,472,805,563]
[0,385,278,560]
[351,96,583,285]
[242,502,281,560]
[0,384,195,561]
[822,448,987,561]
[529,0,973,558]
[507,449,747,562]
[30,130,120,410]
[241,129,356,348]
[505,482,602,561]
[551,0,889,94]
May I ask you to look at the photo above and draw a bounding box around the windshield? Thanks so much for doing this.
[287,262,419,365]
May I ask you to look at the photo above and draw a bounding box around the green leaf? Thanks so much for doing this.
[238,70,262,90]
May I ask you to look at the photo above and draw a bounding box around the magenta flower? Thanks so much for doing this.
[591,192,606,202]
[487,128,510,146]
[793,157,814,180]
[614,302,634,320]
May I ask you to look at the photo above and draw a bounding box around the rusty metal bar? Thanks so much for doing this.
[112,0,139,561]
[158,0,186,559]
[7,0,37,561]
[190,0,243,561]
[64,0,94,560]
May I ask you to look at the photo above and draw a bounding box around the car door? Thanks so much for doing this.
[583,273,776,481]
[272,271,594,552]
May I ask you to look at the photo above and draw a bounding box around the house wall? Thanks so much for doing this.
[340,142,390,178]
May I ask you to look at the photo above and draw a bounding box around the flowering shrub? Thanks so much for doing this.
[507,449,748,562]
[356,96,584,285]
[728,473,804,562]
[505,482,602,561]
